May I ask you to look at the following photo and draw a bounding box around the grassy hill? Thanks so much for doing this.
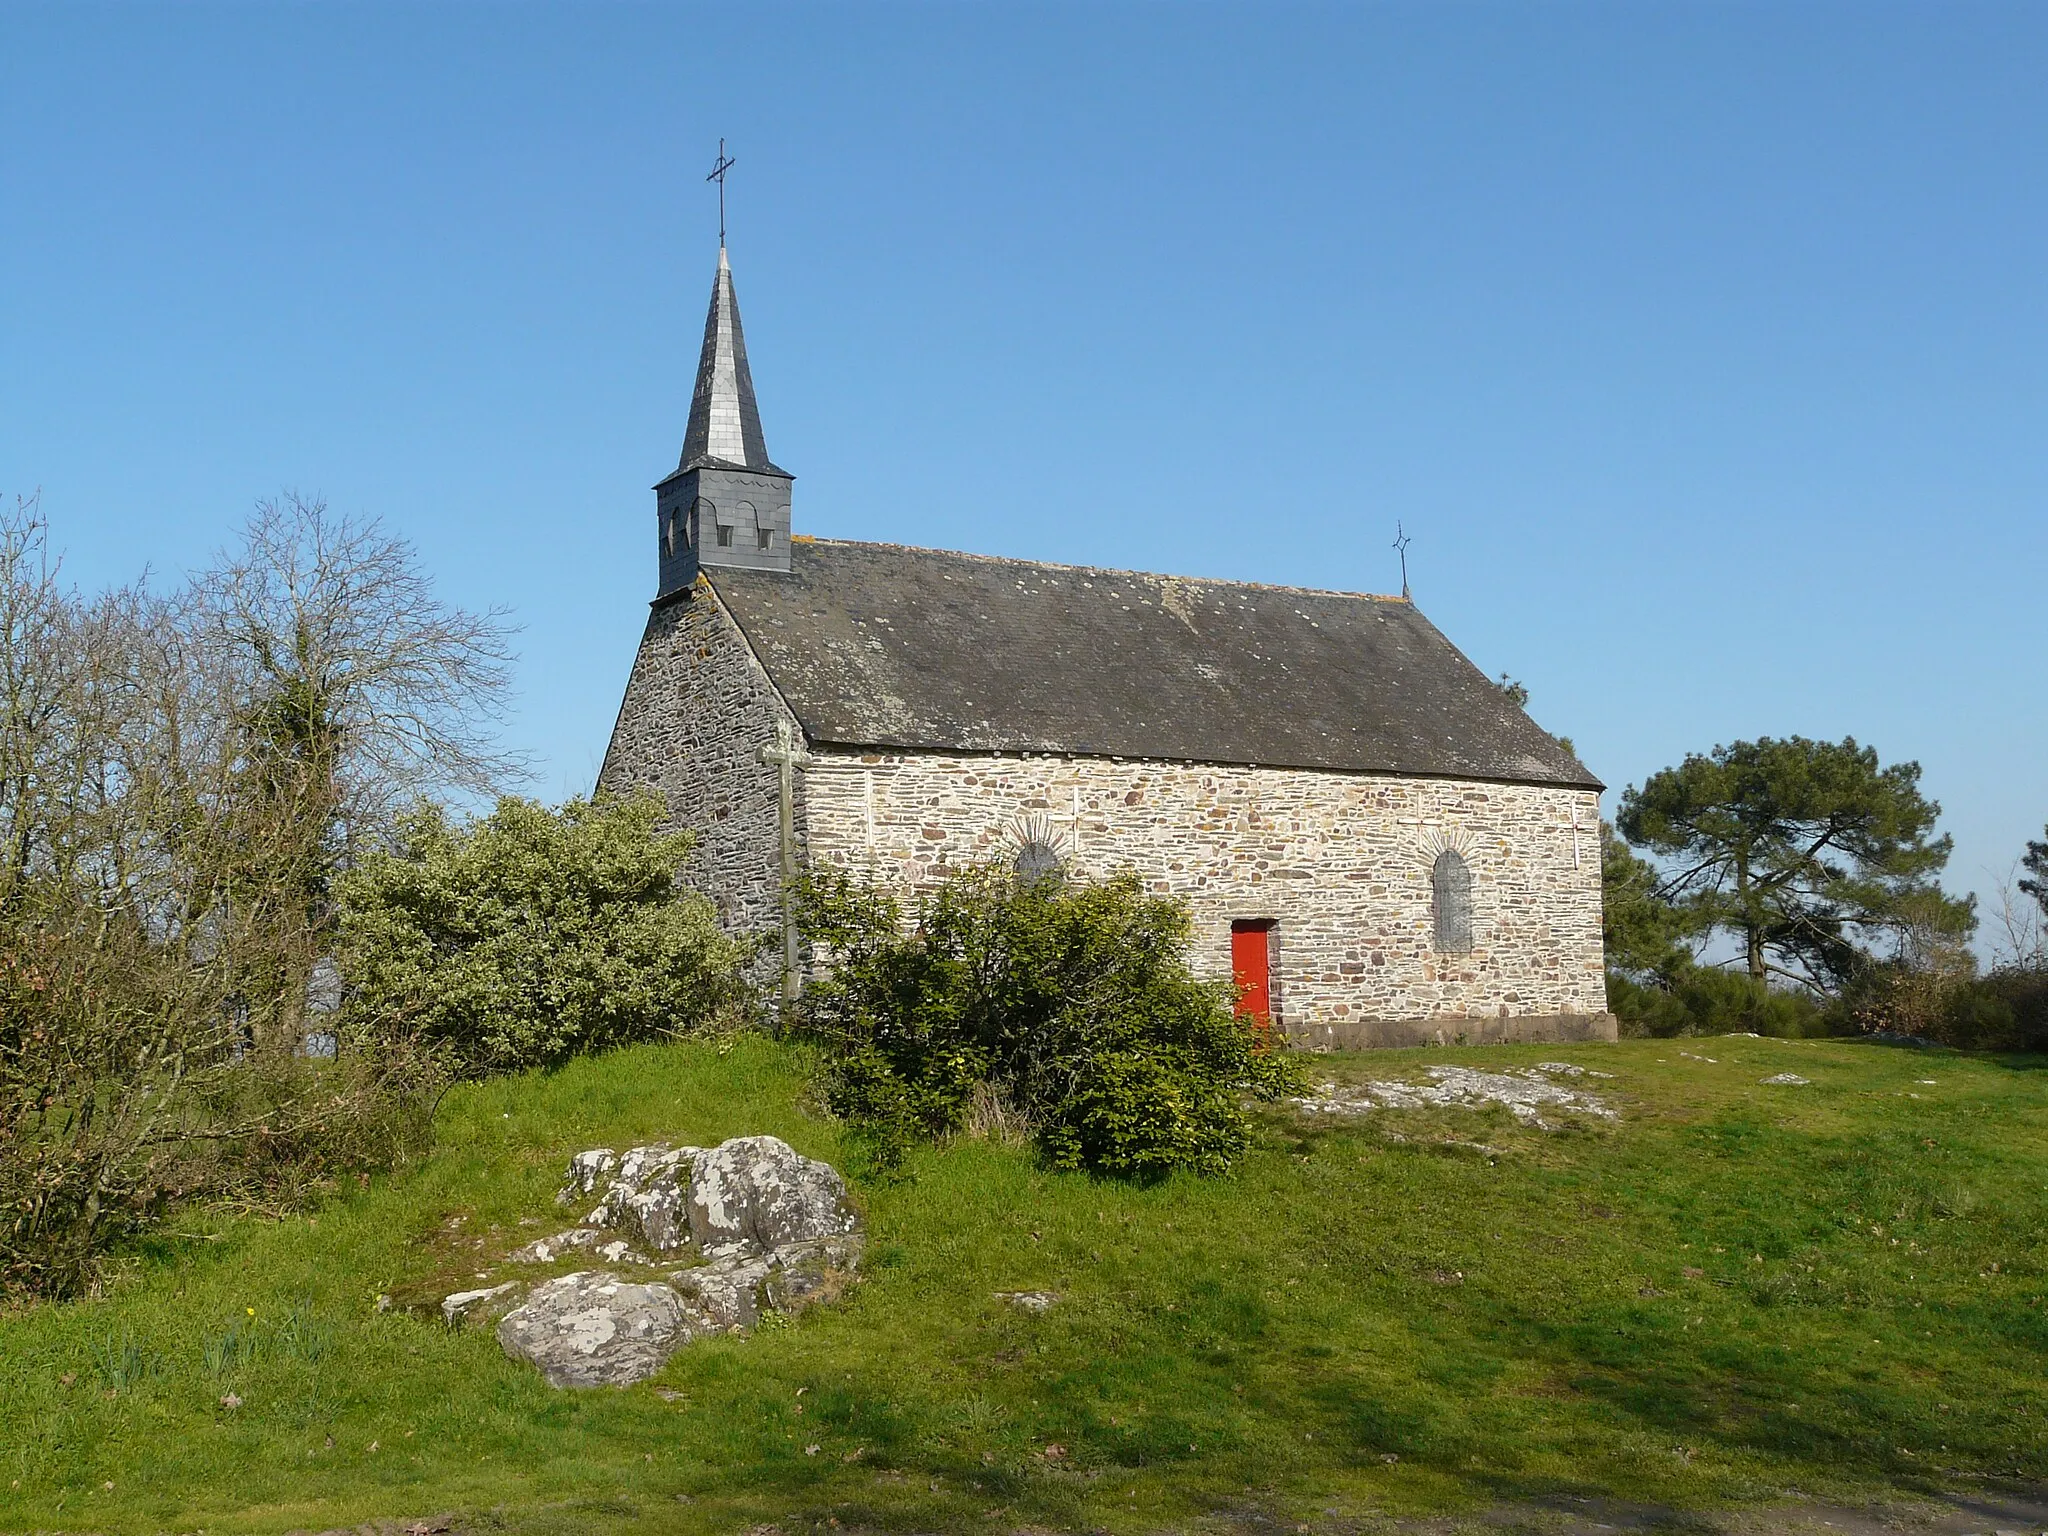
[1,1035,2043,1534]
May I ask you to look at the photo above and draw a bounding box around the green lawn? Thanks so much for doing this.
[2,1035,2043,1534]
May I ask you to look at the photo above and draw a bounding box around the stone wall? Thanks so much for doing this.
[602,583,1611,1045]
[598,582,798,986]
[800,751,1611,1045]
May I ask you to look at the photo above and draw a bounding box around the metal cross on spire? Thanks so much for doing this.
[706,138,737,248]
[1392,521,1413,600]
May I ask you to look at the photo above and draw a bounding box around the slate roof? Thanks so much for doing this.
[702,540,1599,790]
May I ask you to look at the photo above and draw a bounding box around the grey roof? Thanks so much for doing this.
[677,248,786,476]
[705,541,1599,789]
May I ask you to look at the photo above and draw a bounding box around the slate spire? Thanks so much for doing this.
[678,247,782,473]
[652,243,795,597]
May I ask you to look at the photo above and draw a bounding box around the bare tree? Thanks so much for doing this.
[0,493,493,1297]
[0,493,98,912]
[190,493,524,846]
[0,502,264,1293]
[1985,860,2046,970]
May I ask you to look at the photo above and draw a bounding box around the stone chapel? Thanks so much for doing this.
[599,245,1614,1048]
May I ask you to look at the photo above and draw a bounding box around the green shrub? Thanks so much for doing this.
[1614,952,2048,1051]
[336,796,753,1076]
[793,865,1302,1177]
[1982,964,2048,1050]
[1610,966,1833,1038]
[1839,959,2048,1051]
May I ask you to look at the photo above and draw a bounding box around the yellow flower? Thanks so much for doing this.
[246,1307,256,1317]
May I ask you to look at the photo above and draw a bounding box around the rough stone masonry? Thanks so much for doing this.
[600,574,1612,1049]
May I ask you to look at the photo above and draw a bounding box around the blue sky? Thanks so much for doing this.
[4,3,2043,935]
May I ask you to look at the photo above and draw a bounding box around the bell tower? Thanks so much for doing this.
[654,235,793,598]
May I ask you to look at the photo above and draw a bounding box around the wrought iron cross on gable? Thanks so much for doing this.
[759,719,807,1007]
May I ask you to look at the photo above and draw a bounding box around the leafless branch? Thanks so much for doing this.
[0,492,466,1297]
[1984,860,2046,970]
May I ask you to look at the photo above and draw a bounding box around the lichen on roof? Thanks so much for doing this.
[699,540,1597,788]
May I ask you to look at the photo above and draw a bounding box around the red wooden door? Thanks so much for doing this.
[1231,923,1272,1027]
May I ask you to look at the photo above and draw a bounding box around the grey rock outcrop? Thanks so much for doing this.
[489,1134,865,1388]
[497,1272,696,1388]
[687,1135,859,1253]
[559,1149,620,1202]
[573,1133,856,1258]
[442,1282,523,1328]
[995,1289,1059,1314]
[507,1227,647,1265]
[671,1252,773,1331]
[588,1144,705,1254]
[1293,1064,1618,1130]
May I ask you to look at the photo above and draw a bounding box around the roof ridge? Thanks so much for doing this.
[797,538,1412,605]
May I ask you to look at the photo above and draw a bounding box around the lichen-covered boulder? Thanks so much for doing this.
[496,1271,697,1388]
[502,1135,866,1389]
[669,1252,773,1332]
[507,1227,646,1265]
[557,1149,619,1204]
[584,1144,704,1254]
[442,1281,523,1328]
[686,1135,859,1254]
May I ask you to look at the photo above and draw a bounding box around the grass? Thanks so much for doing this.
[1,1034,2044,1534]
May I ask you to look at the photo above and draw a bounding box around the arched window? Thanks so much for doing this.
[663,506,680,556]
[1432,850,1474,954]
[1014,838,1062,886]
